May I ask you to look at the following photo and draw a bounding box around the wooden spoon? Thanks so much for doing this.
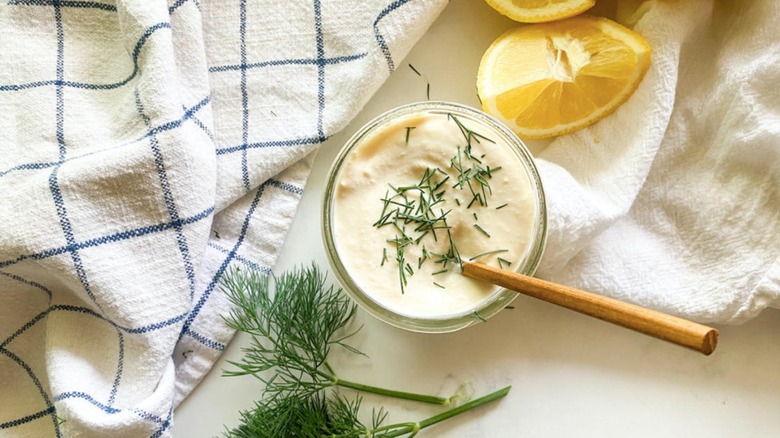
[461,261,718,355]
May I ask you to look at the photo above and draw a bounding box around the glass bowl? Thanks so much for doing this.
[322,101,547,333]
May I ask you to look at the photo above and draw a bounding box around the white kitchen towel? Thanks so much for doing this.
[0,0,446,436]
[535,0,780,324]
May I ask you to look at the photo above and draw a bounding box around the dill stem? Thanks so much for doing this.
[335,378,450,405]
[382,385,511,437]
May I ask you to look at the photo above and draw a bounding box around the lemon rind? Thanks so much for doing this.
[485,0,596,24]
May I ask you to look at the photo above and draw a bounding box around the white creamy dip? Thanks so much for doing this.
[332,110,537,319]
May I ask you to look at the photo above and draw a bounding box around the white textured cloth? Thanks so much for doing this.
[536,0,780,324]
[0,0,446,436]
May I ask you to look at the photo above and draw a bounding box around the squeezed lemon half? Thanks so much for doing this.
[484,0,596,23]
[477,15,651,139]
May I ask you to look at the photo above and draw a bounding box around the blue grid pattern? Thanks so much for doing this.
[0,0,444,435]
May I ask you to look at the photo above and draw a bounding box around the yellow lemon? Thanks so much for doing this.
[477,15,651,139]
[484,0,596,23]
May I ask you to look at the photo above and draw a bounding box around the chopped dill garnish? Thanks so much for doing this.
[467,193,482,209]
[497,257,512,269]
[375,166,460,293]
[495,203,508,210]
[433,282,445,289]
[408,63,431,102]
[469,249,508,261]
[374,115,512,294]
[472,310,487,322]
[380,247,388,266]
[405,126,415,145]
[447,113,496,147]
[473,223,491,238]
[432,268,447,275]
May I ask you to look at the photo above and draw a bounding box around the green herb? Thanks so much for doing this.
[473,223,491,238]
[222,265,446,404]
[466,193,482,209]
[468,249,508,261]
[381,248,388,266]
[497,257,512,269]
[433,282,445,289]
[389,234,414,294]
[472,311,487,322]
[405,126,415,145]
[408,63,431,101]
[376,114,511,293]
[375,167,460,292]
[222,265,512,437]
[495,203,508,210]
[225,384,510,438]
[449,135,500,209]
[447,113,496,147]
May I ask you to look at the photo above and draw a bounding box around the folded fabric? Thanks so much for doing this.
[0,0,446,436]
[535,0,780,323]
[3,0,779,436]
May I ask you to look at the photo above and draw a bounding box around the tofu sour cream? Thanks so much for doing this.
[324,102,545,330]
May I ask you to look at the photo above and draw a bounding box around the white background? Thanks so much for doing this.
[175,1,780,436]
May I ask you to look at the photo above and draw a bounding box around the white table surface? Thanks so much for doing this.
[175,2,780,436]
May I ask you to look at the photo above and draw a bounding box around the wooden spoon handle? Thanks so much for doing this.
[461,261,718,355]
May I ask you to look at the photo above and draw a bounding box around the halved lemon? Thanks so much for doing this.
[477,15,651,139]
[484,0,596,23]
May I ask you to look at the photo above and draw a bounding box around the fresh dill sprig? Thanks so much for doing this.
[221,265,446,404]
[224,383,511,438]
[221,265,512,437]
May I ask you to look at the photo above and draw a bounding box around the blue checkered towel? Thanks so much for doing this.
[0,0,446,435]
